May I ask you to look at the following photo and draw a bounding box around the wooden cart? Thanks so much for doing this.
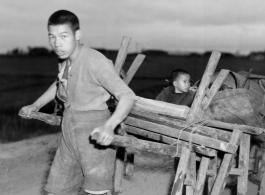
[19,36,265,195]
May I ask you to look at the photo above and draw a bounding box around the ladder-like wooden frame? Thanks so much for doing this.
[112,38,251,195]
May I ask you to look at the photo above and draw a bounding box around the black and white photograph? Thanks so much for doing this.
[1,1,265,195]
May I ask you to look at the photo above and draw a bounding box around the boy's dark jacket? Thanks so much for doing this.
[155,86,196,107]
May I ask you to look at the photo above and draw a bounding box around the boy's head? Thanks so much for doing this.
[47,10,82,60]
[169,69,191,93]
[48,10,80,33]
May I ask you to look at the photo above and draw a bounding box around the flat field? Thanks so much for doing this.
[1,52,265,142]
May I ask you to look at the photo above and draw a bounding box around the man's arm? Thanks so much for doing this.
[20,81,57,118]
[91,98,135,145]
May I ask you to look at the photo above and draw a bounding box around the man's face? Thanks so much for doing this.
[173,73,191,93]
[48,24,79,59]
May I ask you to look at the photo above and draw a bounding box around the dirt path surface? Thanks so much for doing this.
[0,133,260,195]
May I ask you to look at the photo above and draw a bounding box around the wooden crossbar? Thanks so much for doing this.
[200,69,230,113]
[124,116,238,154]
[123,54,145,84]
[122,125,216,157]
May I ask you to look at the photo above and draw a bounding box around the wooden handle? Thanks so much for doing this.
[18,110,62,126]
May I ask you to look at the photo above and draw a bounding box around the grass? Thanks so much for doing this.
[1,52,265,143]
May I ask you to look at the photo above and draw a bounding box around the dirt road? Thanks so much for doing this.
[0,133,259,195]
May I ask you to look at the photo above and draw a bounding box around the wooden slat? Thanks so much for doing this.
[230,168,243,176]
[201,69,230,112]
[210,129,242,195]
[18,110,62,125]
[237,134,250,195]
[186,152,197,195]
[123,54,145,84]
[187,51,221,123]
[113,147,125,193]
[125,117,238,154]
[129,109,232,143]
[130,108,264,136]
[171,147,190,195]
[134,96,190,120]
[124,151,134,177]
[249,73,265,79]
[113,36,131,194]
[194,157,210,195]
[120,69,127,79]
[208,156,218,194]
[124,125,217,157]
[22,110,265,136]
[108,134,200,157]
[120,128,135,177]
[206,119,264,135]
[114,36,131,74]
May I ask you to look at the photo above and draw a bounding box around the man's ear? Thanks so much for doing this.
[75,30,82,41]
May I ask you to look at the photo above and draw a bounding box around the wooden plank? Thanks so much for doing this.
[123,54,145,85]
[201,69,230,112]
[249,73,265,79]
[125,117,238,154]
[187,51,221,123]
[237,134,250,195]
[207,167,243,176]
[114,36,131,74]
[113,124,127,193]
[120,69,127,80]
[208,156,218,194]
[186,152,197,195]
[113,102,263,142]
[130,108,264,137]
[92,132,199,157]
[18,110,62,125]
[134,96,190,120]
[113,147,125,193]
[129,109,232,143]
[194,157,210,195]
[22,110,265,136]
[230,168,243,176]
[123,125,217,157]
[206,119,264,135]
[119,126,135,177]
[113,35,131,193]
[210,129,242,195]
[171,147,190,195]
[124,151,134,177]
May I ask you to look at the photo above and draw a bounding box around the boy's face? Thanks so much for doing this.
[173,73,191,93]
[48,24,81,60]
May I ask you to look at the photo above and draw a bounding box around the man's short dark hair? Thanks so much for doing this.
[48,10,80,32]
[169,69,189,85]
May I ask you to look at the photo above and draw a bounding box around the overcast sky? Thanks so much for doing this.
[1,0,265,54]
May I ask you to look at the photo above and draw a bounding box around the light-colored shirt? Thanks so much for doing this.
[57,45,136,111]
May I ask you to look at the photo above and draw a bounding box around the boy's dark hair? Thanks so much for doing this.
[48,10,80,32]
[168,69,189,85]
